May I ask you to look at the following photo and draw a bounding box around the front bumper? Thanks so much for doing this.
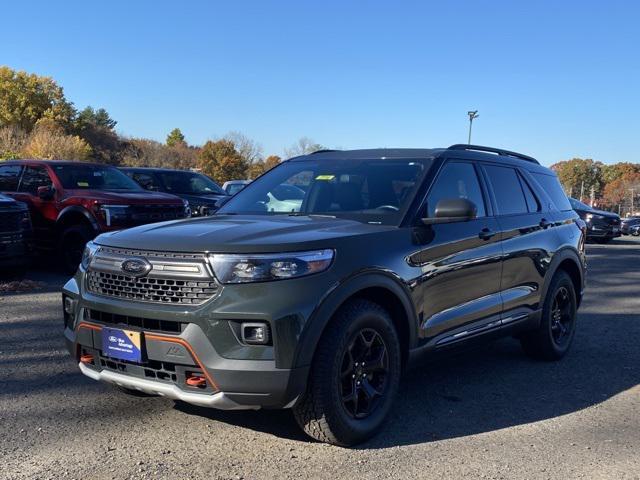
[78,363,261,409]
[62,270,326,409]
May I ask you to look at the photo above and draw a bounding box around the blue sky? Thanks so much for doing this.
[2,0,639,165]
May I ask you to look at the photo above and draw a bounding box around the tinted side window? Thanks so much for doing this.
[427,162,486,217]
[0,165,22,191]
[531,172,572,211]
[131,172,160,191]
[519,175,540,213]
[484,165,528,215]
[19,166,53,195]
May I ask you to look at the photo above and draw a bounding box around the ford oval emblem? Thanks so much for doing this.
[121,258,152,277]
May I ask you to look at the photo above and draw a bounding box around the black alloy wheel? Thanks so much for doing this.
[340,328,389,419]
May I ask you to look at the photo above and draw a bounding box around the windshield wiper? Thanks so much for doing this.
[287,213,337,218]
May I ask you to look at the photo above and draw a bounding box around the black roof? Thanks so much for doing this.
[291,144,545,170]
[120,166,197,173]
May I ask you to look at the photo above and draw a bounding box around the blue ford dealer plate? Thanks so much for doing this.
[101,327,143,362]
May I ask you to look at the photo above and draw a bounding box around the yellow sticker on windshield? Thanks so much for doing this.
[315,175,335,181]
[77,182,89,187]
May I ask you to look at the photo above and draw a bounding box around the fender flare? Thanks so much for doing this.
[540,246,585,306]
[56,206,99,233]
[292,270,418,368]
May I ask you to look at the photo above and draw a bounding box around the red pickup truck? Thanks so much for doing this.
[0,160,189,273]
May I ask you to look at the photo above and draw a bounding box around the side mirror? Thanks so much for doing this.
[421,198,477,225]
[37,185,55,200]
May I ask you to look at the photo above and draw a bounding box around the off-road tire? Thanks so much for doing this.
[520,271,577,361]
[292,299,401,446]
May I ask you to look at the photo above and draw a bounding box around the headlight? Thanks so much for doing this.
[182,199,192,217]
[585,213,593,222]
[98,204,129,226]
[81,241,99,270]
[209,249,334,284]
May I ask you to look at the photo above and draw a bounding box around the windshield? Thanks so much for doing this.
[54,164,142,191]
[157,171,226,195]
[218,158,432,225]
[569,197,591,210]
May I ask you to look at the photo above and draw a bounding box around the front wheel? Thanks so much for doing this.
[293,299,401,446]
[520,271,577,361]
[59,224,94,275]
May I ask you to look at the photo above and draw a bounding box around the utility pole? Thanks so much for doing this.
[579,181,584,202]
[590,185,595,207]
[467,110,479,144]
[631,188,636,216]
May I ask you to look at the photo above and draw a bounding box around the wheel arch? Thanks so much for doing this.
[294,271,418,369]
[543,248,585,308]
[56,206,99,235]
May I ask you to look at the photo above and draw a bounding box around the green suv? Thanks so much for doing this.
[63,145,586,446]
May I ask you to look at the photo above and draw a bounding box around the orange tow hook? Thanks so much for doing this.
[186,375,206,387]
[80,354,94,365]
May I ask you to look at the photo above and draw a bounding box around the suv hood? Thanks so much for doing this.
[62,189,183,205]
[96,215,394,253]
[590,208,619,219]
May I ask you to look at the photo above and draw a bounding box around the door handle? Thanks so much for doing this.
[539,218,553,229]
[478,228,495,240]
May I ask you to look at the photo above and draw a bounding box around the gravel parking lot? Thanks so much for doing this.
[1,238,639,480]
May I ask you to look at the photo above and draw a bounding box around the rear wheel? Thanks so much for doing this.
[59,224,94,275]
[520,271,577,361]
[293,299,401,446]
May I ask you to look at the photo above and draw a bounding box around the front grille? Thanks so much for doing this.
[86,247,219,305]
[87,309,185,334]
[0,210,21,233]
[129,205,186,224]
[87,270,219,304]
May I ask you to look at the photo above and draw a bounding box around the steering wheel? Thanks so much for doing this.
[375,205,399,211]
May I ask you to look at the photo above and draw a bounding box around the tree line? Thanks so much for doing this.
[550,158,640,216]
[0,66,324,183]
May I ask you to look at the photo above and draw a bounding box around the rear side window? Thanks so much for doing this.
[0,165,22,192]
[18,166,53,195]
[484,165,528,215]
[520,176,541,213]
[531,172,572,211]
[427,162,486,217]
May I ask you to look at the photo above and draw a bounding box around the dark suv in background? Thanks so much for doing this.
[569,197,621,243]
[122,167,229,216]
[63,145,586,446]
[0,160,189,273]
[0,193,33,274]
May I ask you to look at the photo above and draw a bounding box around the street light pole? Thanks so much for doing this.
[467,110,479,144]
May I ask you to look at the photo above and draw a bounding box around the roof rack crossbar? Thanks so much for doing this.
[447,144,539,164]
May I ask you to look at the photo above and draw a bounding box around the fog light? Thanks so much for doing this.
[241,322,271,345]
[63,296,74,315]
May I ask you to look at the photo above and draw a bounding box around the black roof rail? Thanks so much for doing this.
[447,144,539,165]
[310,149,339,154]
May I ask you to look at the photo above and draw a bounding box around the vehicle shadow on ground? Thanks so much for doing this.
[174,307,639,448]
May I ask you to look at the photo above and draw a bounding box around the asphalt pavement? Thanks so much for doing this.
[1,238,639,480]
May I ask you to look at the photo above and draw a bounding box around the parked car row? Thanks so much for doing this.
[0,193,33,275]
[568,197,622,243]
[0,159,251,273]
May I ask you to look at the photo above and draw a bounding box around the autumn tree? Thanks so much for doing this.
[166,128,186,148]
[0,66,76,132]
[121,138,197,169]
[246,154,281,179]
[601,162,640,184]
[196,139,247,184]
[602,172,640,211]
[224,131,263,164]
[550,158,603,199]
[23,119,91,160]
[0,126,28,160]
